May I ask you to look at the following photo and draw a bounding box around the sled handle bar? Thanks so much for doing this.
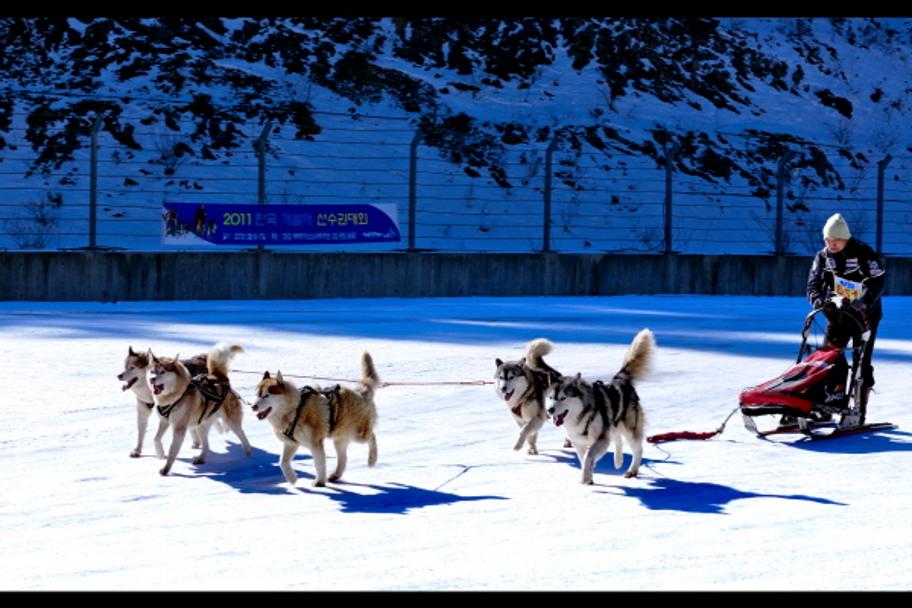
[799,306,868,364]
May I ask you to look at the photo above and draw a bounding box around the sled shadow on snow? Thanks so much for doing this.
[777,427,912,454]
[189,442,507,512]
[597,477,847,515]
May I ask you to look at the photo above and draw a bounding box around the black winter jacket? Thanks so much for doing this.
[806,238,885,322]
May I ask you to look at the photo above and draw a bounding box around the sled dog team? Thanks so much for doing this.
[119,328,654,486]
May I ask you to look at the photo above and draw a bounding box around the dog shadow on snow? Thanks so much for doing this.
[544,448,845,515]
[167,442,291,495]
[187,442,507,513]
[300,479,508,515]
[540,449,674,479]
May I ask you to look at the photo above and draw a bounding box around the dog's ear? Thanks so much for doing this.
[262,370,271,379]
[174,353,180,363]
[148,349,157,363]
[129,345,136,356]
[574,372,582,383]
[519,357,526,365]
[495,358,503,367]
[276,370,285,387]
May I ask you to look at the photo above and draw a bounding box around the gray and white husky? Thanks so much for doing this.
[495,338,564,454]
[546,329,654,484]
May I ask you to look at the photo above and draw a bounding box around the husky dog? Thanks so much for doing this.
[252,352,379,487]
[118,347,208,458]
[495,338,565,454]
[546,329,654,484]
[147,343,253,475]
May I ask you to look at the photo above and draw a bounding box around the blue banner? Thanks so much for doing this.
[161,202,400,246]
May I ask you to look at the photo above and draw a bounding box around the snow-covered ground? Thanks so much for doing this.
[1,294,910,590]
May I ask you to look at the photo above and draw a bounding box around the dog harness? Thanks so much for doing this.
[283,385,342,441]
[579,380,640,439]
[511,367,557,417]
[155,374,232,423]
[156,383,196,419]
[191,374,231,424]
[579,381,613,437]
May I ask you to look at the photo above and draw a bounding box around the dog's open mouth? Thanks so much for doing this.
[121,377,138,391]
[502,390,514,402]
[552,410,568,427]
[256,406,272,420]
[152,383,165,395]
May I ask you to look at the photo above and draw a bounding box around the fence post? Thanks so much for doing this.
[543,137,559,252]
[663,143,680,255]
[408,132,420,252]
[876,154,892,255]
[775,150,795,256]
[88,116,103,250]
[256,120,273,205]
[255,120,272,252]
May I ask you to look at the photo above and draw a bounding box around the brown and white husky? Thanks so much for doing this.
[146,343,252,475]
[252,352,379,487]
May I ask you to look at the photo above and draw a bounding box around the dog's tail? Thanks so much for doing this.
[525,338,560,377]
[619,329,654,384]
[360,351,380,396]
[207,343,244,381]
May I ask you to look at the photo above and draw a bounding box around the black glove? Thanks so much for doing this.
[850,298,866,311]
[822,299,839,318]
[811,298,824,311]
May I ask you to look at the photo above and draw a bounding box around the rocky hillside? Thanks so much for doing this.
[1,17,911,252]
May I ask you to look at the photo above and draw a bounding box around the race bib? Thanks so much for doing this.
[833,275,864,301]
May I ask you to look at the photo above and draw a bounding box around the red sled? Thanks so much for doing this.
[739,342,848,419]
[648,305,896,444]
[739,306,893,438]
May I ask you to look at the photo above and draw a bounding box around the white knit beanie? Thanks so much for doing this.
[823,213,851,239]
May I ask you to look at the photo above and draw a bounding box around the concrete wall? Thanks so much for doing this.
[1,252,909,301]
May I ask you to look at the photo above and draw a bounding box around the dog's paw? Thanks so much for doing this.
[312,479,325,488]
[328,473,341,482]
[159,467,170,476]
[526,446,538,455]
[513,440,524,451]
[581,477,593,485]
[192,456,206,465]
[623,471,638,479]
[191,441,201,449]
[129,449,141,458]
[563,439,573,448]
[284,474,297,486]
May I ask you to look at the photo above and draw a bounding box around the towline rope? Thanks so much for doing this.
[230,368,494,388]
